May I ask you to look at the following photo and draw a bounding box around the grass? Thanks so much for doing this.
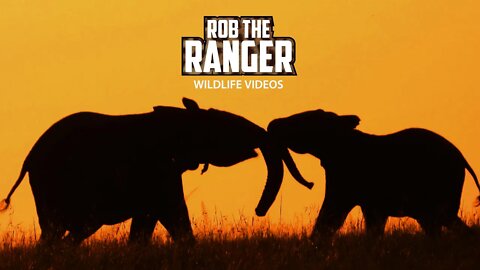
[1,209,480,270]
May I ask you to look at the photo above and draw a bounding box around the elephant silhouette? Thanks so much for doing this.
[267,109,480,240]
[0,98,312,245]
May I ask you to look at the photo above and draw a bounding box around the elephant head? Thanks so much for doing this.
[153,98,313,216]
[267,109,360,163]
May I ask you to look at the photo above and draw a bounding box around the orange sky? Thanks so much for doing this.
[1,0,479,233]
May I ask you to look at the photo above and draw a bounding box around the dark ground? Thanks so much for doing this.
[1,228,480,270]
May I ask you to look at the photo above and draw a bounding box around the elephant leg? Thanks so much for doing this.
[444,216,473,236]
[418,217,442,237]
[129,215,158,244]
[33,216,66,270]
[64,224,101,246]
[310,193,353,243]
[362,208,388,238]
[160,198,194,244]
[32,180,66,245]
[158,174,194,244]
[38,220,66,245]
[36,207,66,245]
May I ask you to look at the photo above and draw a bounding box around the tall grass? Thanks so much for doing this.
[0,207,479,270]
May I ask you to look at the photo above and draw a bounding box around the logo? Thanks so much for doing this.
[182,16,296,76]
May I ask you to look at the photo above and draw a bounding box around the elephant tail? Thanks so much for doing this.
[464,159,480,207]
[0,161,28,212]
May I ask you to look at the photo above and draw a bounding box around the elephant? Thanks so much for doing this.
[0,98,313,245]
[267,109,480,240]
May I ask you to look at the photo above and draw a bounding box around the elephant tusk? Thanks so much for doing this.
[201,163,209,175]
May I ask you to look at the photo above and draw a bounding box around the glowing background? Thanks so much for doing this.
[0,0,479,233]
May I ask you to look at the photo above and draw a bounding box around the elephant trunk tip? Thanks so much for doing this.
[305,181,314,190]
[255,207,267,217]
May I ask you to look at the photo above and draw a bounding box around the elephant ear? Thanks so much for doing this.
[182,98,200,110]
[340,115,360,129]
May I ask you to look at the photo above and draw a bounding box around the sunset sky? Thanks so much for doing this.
[1,0,479,233]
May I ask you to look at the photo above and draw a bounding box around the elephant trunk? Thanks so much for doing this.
[267,120,313,189]
[255,141,284,217]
